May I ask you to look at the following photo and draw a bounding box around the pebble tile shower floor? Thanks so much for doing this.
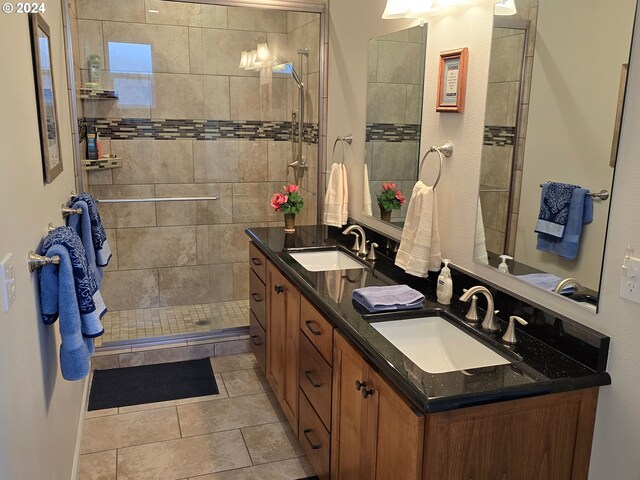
[96,300,251,346]
[79,353,315,480]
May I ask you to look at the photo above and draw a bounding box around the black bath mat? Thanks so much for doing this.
[88,358,219,411]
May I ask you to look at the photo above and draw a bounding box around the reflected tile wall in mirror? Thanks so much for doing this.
[363,25,427,228]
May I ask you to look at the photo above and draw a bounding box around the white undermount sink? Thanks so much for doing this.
[371,316,512,374]
[288,249,365,272]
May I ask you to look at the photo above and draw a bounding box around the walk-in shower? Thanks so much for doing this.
[69,0,323,347]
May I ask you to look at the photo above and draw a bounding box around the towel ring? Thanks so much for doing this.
[419,141,453,189]
[331,134,353,166]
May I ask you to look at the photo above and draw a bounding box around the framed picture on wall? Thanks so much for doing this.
[436,48,469,113]
[29,13,63,184]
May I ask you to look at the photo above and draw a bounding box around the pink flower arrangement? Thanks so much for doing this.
[377,182,406,212]
[270,184,304,215]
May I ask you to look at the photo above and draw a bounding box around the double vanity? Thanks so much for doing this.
[246,225,610,480]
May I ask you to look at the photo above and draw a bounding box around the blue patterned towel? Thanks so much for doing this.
[535,182,579,238]
[68,192,112,268]
[39,226,106,338]
[39,246,94,380]
[353,285,425,313]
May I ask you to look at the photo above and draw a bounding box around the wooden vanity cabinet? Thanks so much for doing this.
[249,245,600,480]
[332,331,425,480]
[266,261,300,434]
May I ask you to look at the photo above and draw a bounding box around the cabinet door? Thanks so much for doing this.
[369,368,424,480]
[266,263,285,395]
[266,262,300,434]
[331,332,376,480]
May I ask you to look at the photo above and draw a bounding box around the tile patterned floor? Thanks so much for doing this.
[79,353,315,480]
[97,300,250,346]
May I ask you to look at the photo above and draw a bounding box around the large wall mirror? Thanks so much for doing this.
[475,0,637,310]
[363,25,427,228]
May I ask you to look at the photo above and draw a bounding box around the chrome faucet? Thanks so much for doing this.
[342,224,369,257]
[459,286,500,332]
[554,278,585,294]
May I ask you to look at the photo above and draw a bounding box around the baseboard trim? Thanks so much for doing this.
[70,375,90,480]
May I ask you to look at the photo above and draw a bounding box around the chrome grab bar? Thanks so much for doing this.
[96,196,218,204]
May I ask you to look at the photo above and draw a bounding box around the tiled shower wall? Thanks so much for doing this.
[71,0,321,311]
[480,0,538,255]
[364,26,426,222]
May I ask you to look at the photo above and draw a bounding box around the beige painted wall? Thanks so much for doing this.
[329,0,640,477]
[0,3,85,479]
[514,0,635,290]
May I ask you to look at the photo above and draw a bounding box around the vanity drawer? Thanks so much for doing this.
[249,242,266,283]
[249,312,266,373]
[298,390,330,480]
[249,269,266,329]
[300,296,334,366]
[299,332,332,431]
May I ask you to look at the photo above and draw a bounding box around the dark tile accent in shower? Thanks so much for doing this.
[81,118,320,143]
[366,123,421,142]
[484,125,516,147]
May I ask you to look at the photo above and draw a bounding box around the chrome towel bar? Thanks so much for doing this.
[538,184,610,200]
[96,196,219,204]
[28,251,60,272]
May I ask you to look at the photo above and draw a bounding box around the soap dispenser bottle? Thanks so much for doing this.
[499,255,513,273]
[436,259,453,305]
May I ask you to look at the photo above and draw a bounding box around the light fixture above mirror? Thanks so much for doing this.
[382,0,516,18]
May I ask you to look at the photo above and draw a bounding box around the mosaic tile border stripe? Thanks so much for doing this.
[366,123,421,142]
[80,118,319,144]
[484,125,516,147]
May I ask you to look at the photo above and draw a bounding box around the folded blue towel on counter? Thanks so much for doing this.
[39,245,95,380]
[67,193,112,286]
[517,273,574,294]
[39,226,106,338]
[352,285,425,313]
[535,182,579,238]
[536,188,593,259]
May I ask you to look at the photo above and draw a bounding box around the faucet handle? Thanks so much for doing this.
[348,232,360,252]
[502,315,528,345]
[366,242,379,261]
[464,294,479,323]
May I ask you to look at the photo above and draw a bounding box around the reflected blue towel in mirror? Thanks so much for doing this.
[352,285,425,313]
[536,188,593,259]
[535,182,579,238]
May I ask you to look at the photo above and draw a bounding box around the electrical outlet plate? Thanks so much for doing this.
[0,253,16,312]
[620,252,640,304]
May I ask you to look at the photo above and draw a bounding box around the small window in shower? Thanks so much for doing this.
[107,42,153,107]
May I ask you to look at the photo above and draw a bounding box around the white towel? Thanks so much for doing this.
[395,181,441,277]
[322,163,349,227]
[474,197,489,264]
[363,164,373,216]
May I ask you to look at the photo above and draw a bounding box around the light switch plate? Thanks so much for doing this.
[0,254,16,312]
[620,252,640,304]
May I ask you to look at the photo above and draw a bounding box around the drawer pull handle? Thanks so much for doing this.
[305,320,322,336]
[251,293,263,302]
[275,285,284,294]
[250,335,263,346]
[303,429,322,450]
[251,258,263,266]
[355,380,366,391]
[304,370,322,388]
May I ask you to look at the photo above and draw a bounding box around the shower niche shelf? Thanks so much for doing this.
[79,88,119,100]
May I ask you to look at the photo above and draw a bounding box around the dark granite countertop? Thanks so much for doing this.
[246,225,611,413]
